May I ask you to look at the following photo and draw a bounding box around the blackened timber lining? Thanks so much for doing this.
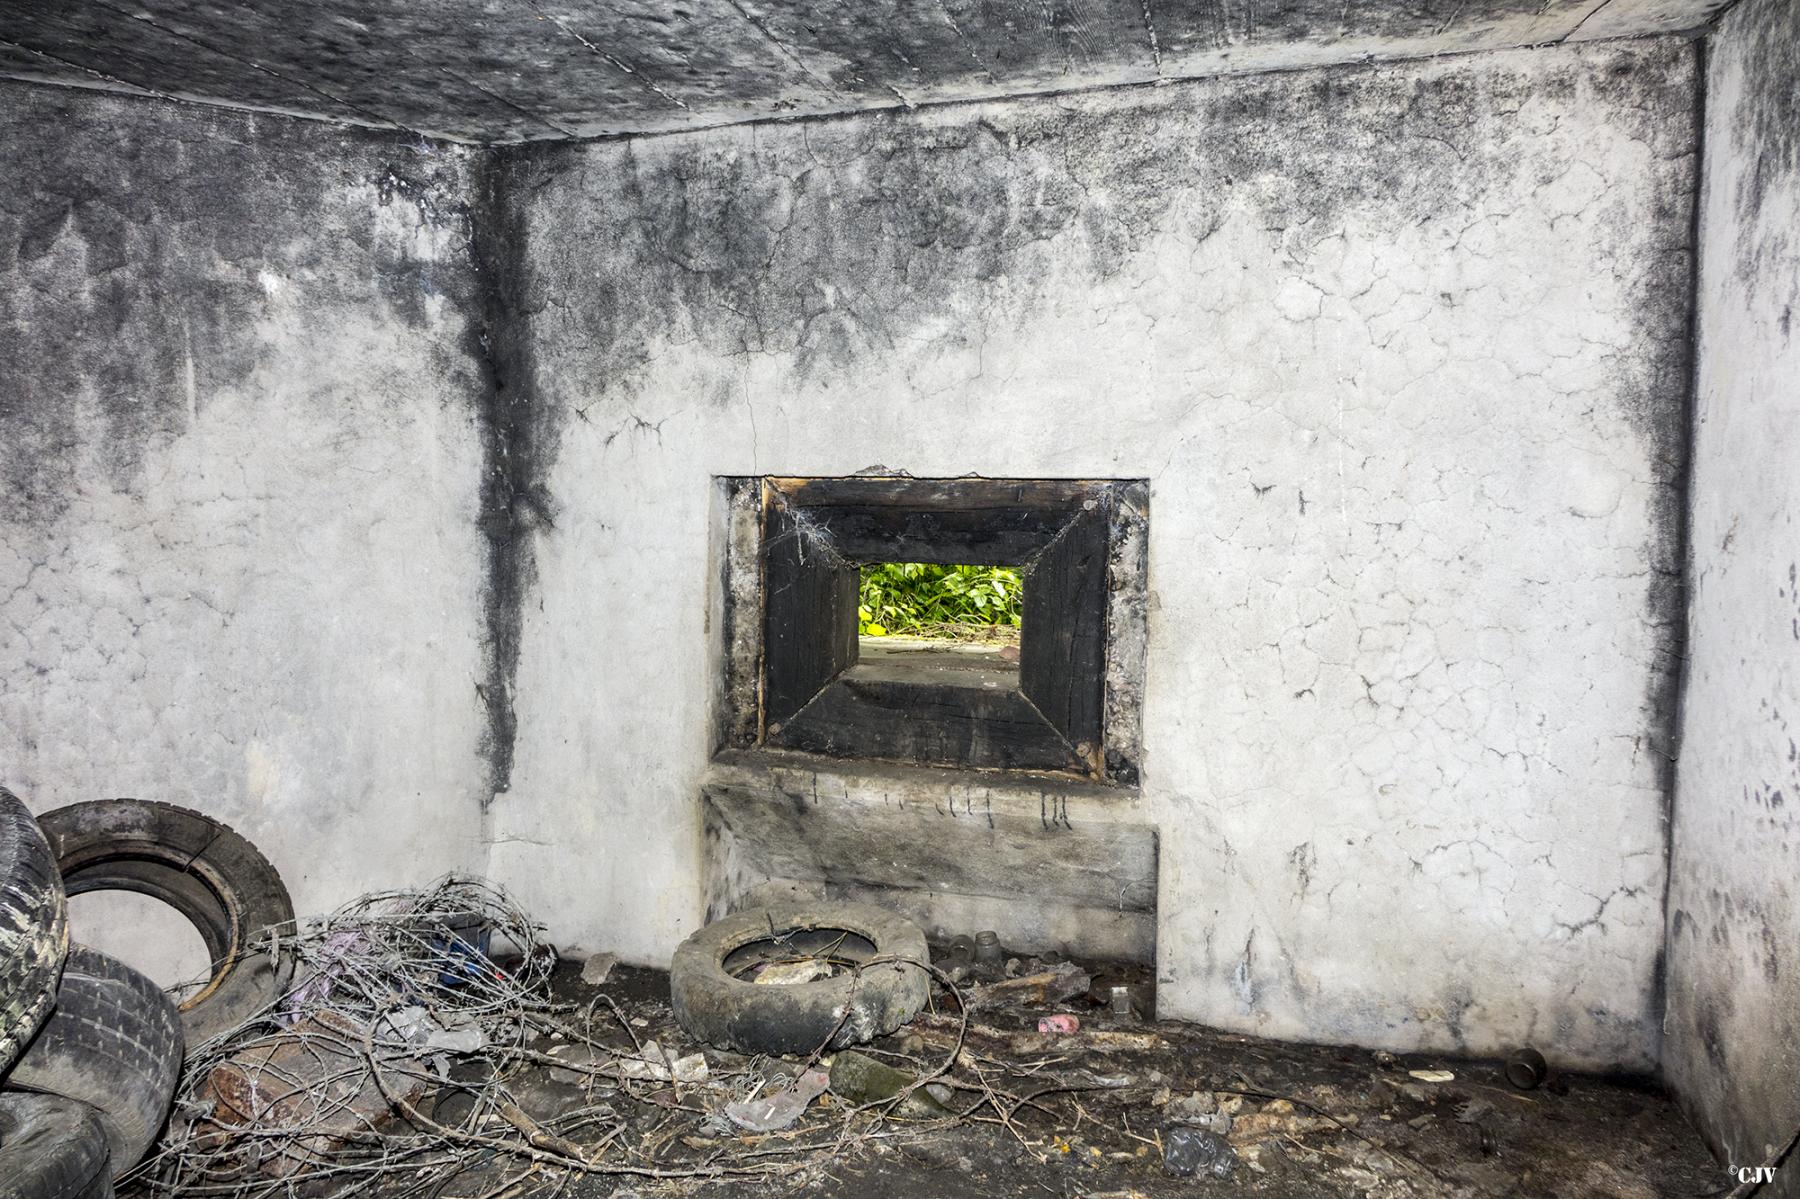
[1021,505,1109,761]
[735,475,1147,782]
[767,476,1109,566]
[774,675,1083,772]
[761,495,859,729]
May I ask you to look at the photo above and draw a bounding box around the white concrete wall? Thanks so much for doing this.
[1666,0,1800,1181]
[0,88,494,981]
[492,38,1697,1069]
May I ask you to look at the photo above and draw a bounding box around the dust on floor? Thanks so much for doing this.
[354,961,1720,1199]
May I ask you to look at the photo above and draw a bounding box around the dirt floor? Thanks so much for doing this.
[360,957,1724,1199]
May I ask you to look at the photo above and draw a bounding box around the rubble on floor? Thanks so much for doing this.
[118,890,1723,1199]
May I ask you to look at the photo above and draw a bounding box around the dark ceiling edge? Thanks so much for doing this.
[0,18,1733,154]
[0,61,485,143]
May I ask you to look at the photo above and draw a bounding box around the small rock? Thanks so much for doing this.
[1165,1091,1219,1122]
[1408,1069,1455,1084]
[508,1074,599,1118]
[618,1040,673,1082]
[1183,1112,1234,1136]
[828,1050,952,1116]
[1455,1099,1493,1125]
[545,1043,609,1085]
[580,952,618,986]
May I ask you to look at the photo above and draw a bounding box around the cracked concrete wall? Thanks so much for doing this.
[491,38,1697,1069]
[1667,0,1800,1181]
[0,85,494,971]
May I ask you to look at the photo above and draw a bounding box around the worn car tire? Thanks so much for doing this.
[6,946,183,1175]
[0,787,68,1075]
[0,1093,113,1199]
[671,901,929,1056]
[36,800,294,1045]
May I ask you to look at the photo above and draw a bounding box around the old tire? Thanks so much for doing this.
[0,1093,113,1199]
[36,800,293,1046]
[671,901,929,1056]
[6,946,183,1175]
[0,787,67,1075]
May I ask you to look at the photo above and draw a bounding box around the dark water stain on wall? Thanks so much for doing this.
[517,35,1698,857]
[1726,0,1800,288]
[0,85,479,527]
[467,144,569,800]
[500,38,1703,1067]
[1667,0,1800,1176]
[519,37,1694,465]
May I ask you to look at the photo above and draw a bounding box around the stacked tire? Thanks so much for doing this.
[0,787,67,1074]
[0,788,187,1199]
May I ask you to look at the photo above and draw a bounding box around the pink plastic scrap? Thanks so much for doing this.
[1037,1014,1080,1034]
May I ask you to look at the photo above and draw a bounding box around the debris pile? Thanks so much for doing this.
[121,884,1030,1197]
[126,877,585,1195]
[111,895,1716,1199]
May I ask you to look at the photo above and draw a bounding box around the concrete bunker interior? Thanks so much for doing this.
[0,0,1796,1194]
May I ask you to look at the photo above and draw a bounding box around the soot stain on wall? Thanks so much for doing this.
[533,39,1692,415]
[0,85,479,528]
[468,145,570,800]
[500,36,1701,1063]
[1669,0,1800,1170]
[1727,0,1800,290]
[525,36,1697,815]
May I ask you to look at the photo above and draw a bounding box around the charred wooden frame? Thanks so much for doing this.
[716,476,1148,784]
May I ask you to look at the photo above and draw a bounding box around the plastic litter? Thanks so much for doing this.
[722,1068,829,1131]
[377,1006,487,1056]
[1163,1125,1238,1179]
[753,959,836,986]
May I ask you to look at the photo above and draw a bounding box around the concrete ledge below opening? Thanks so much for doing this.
[701,750,1158,963]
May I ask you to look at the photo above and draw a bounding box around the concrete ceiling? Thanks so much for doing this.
[0,0,1734,143]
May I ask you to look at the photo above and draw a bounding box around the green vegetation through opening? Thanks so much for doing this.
[858,562,1024,643]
